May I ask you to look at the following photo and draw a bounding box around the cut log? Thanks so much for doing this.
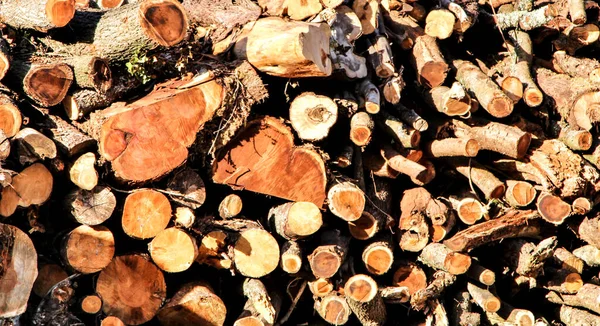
[452,291,481,326]
[149,227,198,273]
[289,92,338,141]
[362,238,394,275]
[101,317,125,326]
[96,254,166,325]
[166,168,206,209]
[234,228,280,278]
[13,128,57,165]
[344,274,386,326]
[542,268,583,294]
[280,241,302,274]
[96,0,125,9]
[392,104,428,132]
[0,131,9,161]
[327,181,365,222]
[234,18,332,77]
[551,121,593,151]
[380,286,410,304]
[235,279,280,326]
[554,23,600,55]
[377,111,420,149]
[425,9,456,39]
[213,116,327,207]
[392,261,428,296]
[0,0,75,31]
[366,35,395,79]
[315,292,351,325]
[89,74,223,183]
[424,138,479,158]
[398,188,432,252]
[453,59,514,118]
[309,278,334,297]
[0,94,21,138]
[196,230,232,270]
[444,210,541,252]
[382,145,432,184]
[466,262,496,286]
[69,152,98,190]
[0,40,9,81]
[8,60,73,107]
[570,0,587,24]
[218,194,243,219]
[551,51,600,83]
[352,0,379,35]
[467,282,501,313]
[269,201,323,240]
[546,283,600,315]
[350,112,374,146]
[424,83,472,116]
[0,163,54,217]
[348,211,387,240]
[507,30,543,107]
[410,270,456,311]
[174,207,195,229]
[308,230,350,278]
[81,295,102,314]
[499,76,524,104]
[448,158,505,199]
[535,67,600,131]
[573,245,600,267]
[121,189,172,240]
[505,180,537,207]
[327,6,368,79]
[449,193,487,225]
[39,113,95,157]
[493,5,557,30]
[0,223,38,318]
[559,305,600,326]
[33,264,68,297]
[419,243,471,275]
[357,80,381,114]
[61,225,115,274]
[65,186,116,226]
[158,282,227,326]
[382,75,405,104]
[537,193,572,225]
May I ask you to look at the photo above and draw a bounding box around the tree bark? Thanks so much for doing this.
[344,274,387,326]
[0,0,76,31]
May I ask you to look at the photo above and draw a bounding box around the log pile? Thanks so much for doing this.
[1,0,600,325]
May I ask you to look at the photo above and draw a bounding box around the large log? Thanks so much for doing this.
[0,0,75,31]
[213,116,327,207]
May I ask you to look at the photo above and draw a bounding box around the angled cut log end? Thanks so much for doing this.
[158,282,226,326]
[138,0,189,47]
[96,255,166,325]
[99,76,223,182]
[213,116,327,207]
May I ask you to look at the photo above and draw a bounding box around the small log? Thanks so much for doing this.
[166,168,206,210]
[424,138,479,158]
[382,145,432,184]
[234,227,280,278]
[505,180,537,207]
[353,0,379,35]
[196,230,232,270]
[158,282,227,326]
[97,255,166,325]
[362,238,394,275]
[507,30,543,107]
[315,292,351,325]
[551,51,600,83]
[500,76,524,103]
[8,60,73,107]
[377,112,420,149]
[149,227,198,273]
[121,189,171,240]
[536,192,572,225]
[442,0,476,33]
[348,211,387,240]
[466,261,496,286]
[235,279,281,326]
[0,223,38,318]
[554,23,600,55]
[40,113,95,157]
[493,5,557,30]
[0,163,54,217]
[214,116,327,207]
[392,104,428,132]
[269,201,323,240]
[65,186,116,226]
[69,152,98,190]
[449,193,487,225]
[235,18,332,77]
[503,237,558,277]
[0,0,75,31]
[309,279,334,300]
[289,92,338,141]
[380,286,410,304]
[0,131,9,162]
[280,241,302,274]
[452,291,481,326]
[398,188,431,252]
[573,245,600,267]
[552,247,584,274]
[542,268,583,294]
[453,59,514,118]
[546,283,600,315]
[411,270,456,311]
[366,35,395,79]
[218,194,243,219]
[444,210,541,252]
[350,111,374,146]
[101,317,125,326]
[95,0,125,9]
[419,243,471,275]
[174,207,195,229]
[570,0,587,24]
[327,181,365,222]
[425,9,456,39]
[382,75,405,104]
[357,80,380,114]
[326,6,367,79]
[81,295,102,314]
[392,261,428,296]
[467,282,501,313]
[364,150,401,179]
[448,158,505,199]
[13,128,57,165]
[559,305,600,326]
[344,274,387,326]
[425,82,472,116]
[33,264,68,297]
[308,230,350,278]
[0,94,21,138]
[551,121,593,151]
[61,225,115,274]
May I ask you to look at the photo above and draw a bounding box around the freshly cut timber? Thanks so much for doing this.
[213,116,327,207]
[65,186,116,225]
[61,225,115,274]
[149,228,198,273]
[0,40,9,81]
[0,163,53,217]
[166,167,206,209]
[233,228,280,278]
[315,292,351,325]
[96,254,166,325]
[121,189,171,240]
[13,128,57,165]
[268,201,323,240]
[419,243,472,275]
[69,152,98,190]
[280,241,302,274]
[234,18,332,77]
[0,94,21,138]
[327,181,365,222]
[81,295,102,314]
[8,60,73,107]
[450,119,532,159]
[0,0,76,31]
[308,230,350,278]
[344,274,386,326]
[91,73,224,182]
[218,194,243,219]
[158,282,226,326]
[289,92,338,141]
[0,223,38,318]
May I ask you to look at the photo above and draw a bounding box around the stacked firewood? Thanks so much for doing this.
[1,0,600,325]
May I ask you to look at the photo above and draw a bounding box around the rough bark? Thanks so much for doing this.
[344,274,386,326]
[0,0,75,31]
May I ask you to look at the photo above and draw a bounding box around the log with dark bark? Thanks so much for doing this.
[0,0,76,31]
[7,59,73,107]
[344,274,386,326]
[308,230,350,278]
